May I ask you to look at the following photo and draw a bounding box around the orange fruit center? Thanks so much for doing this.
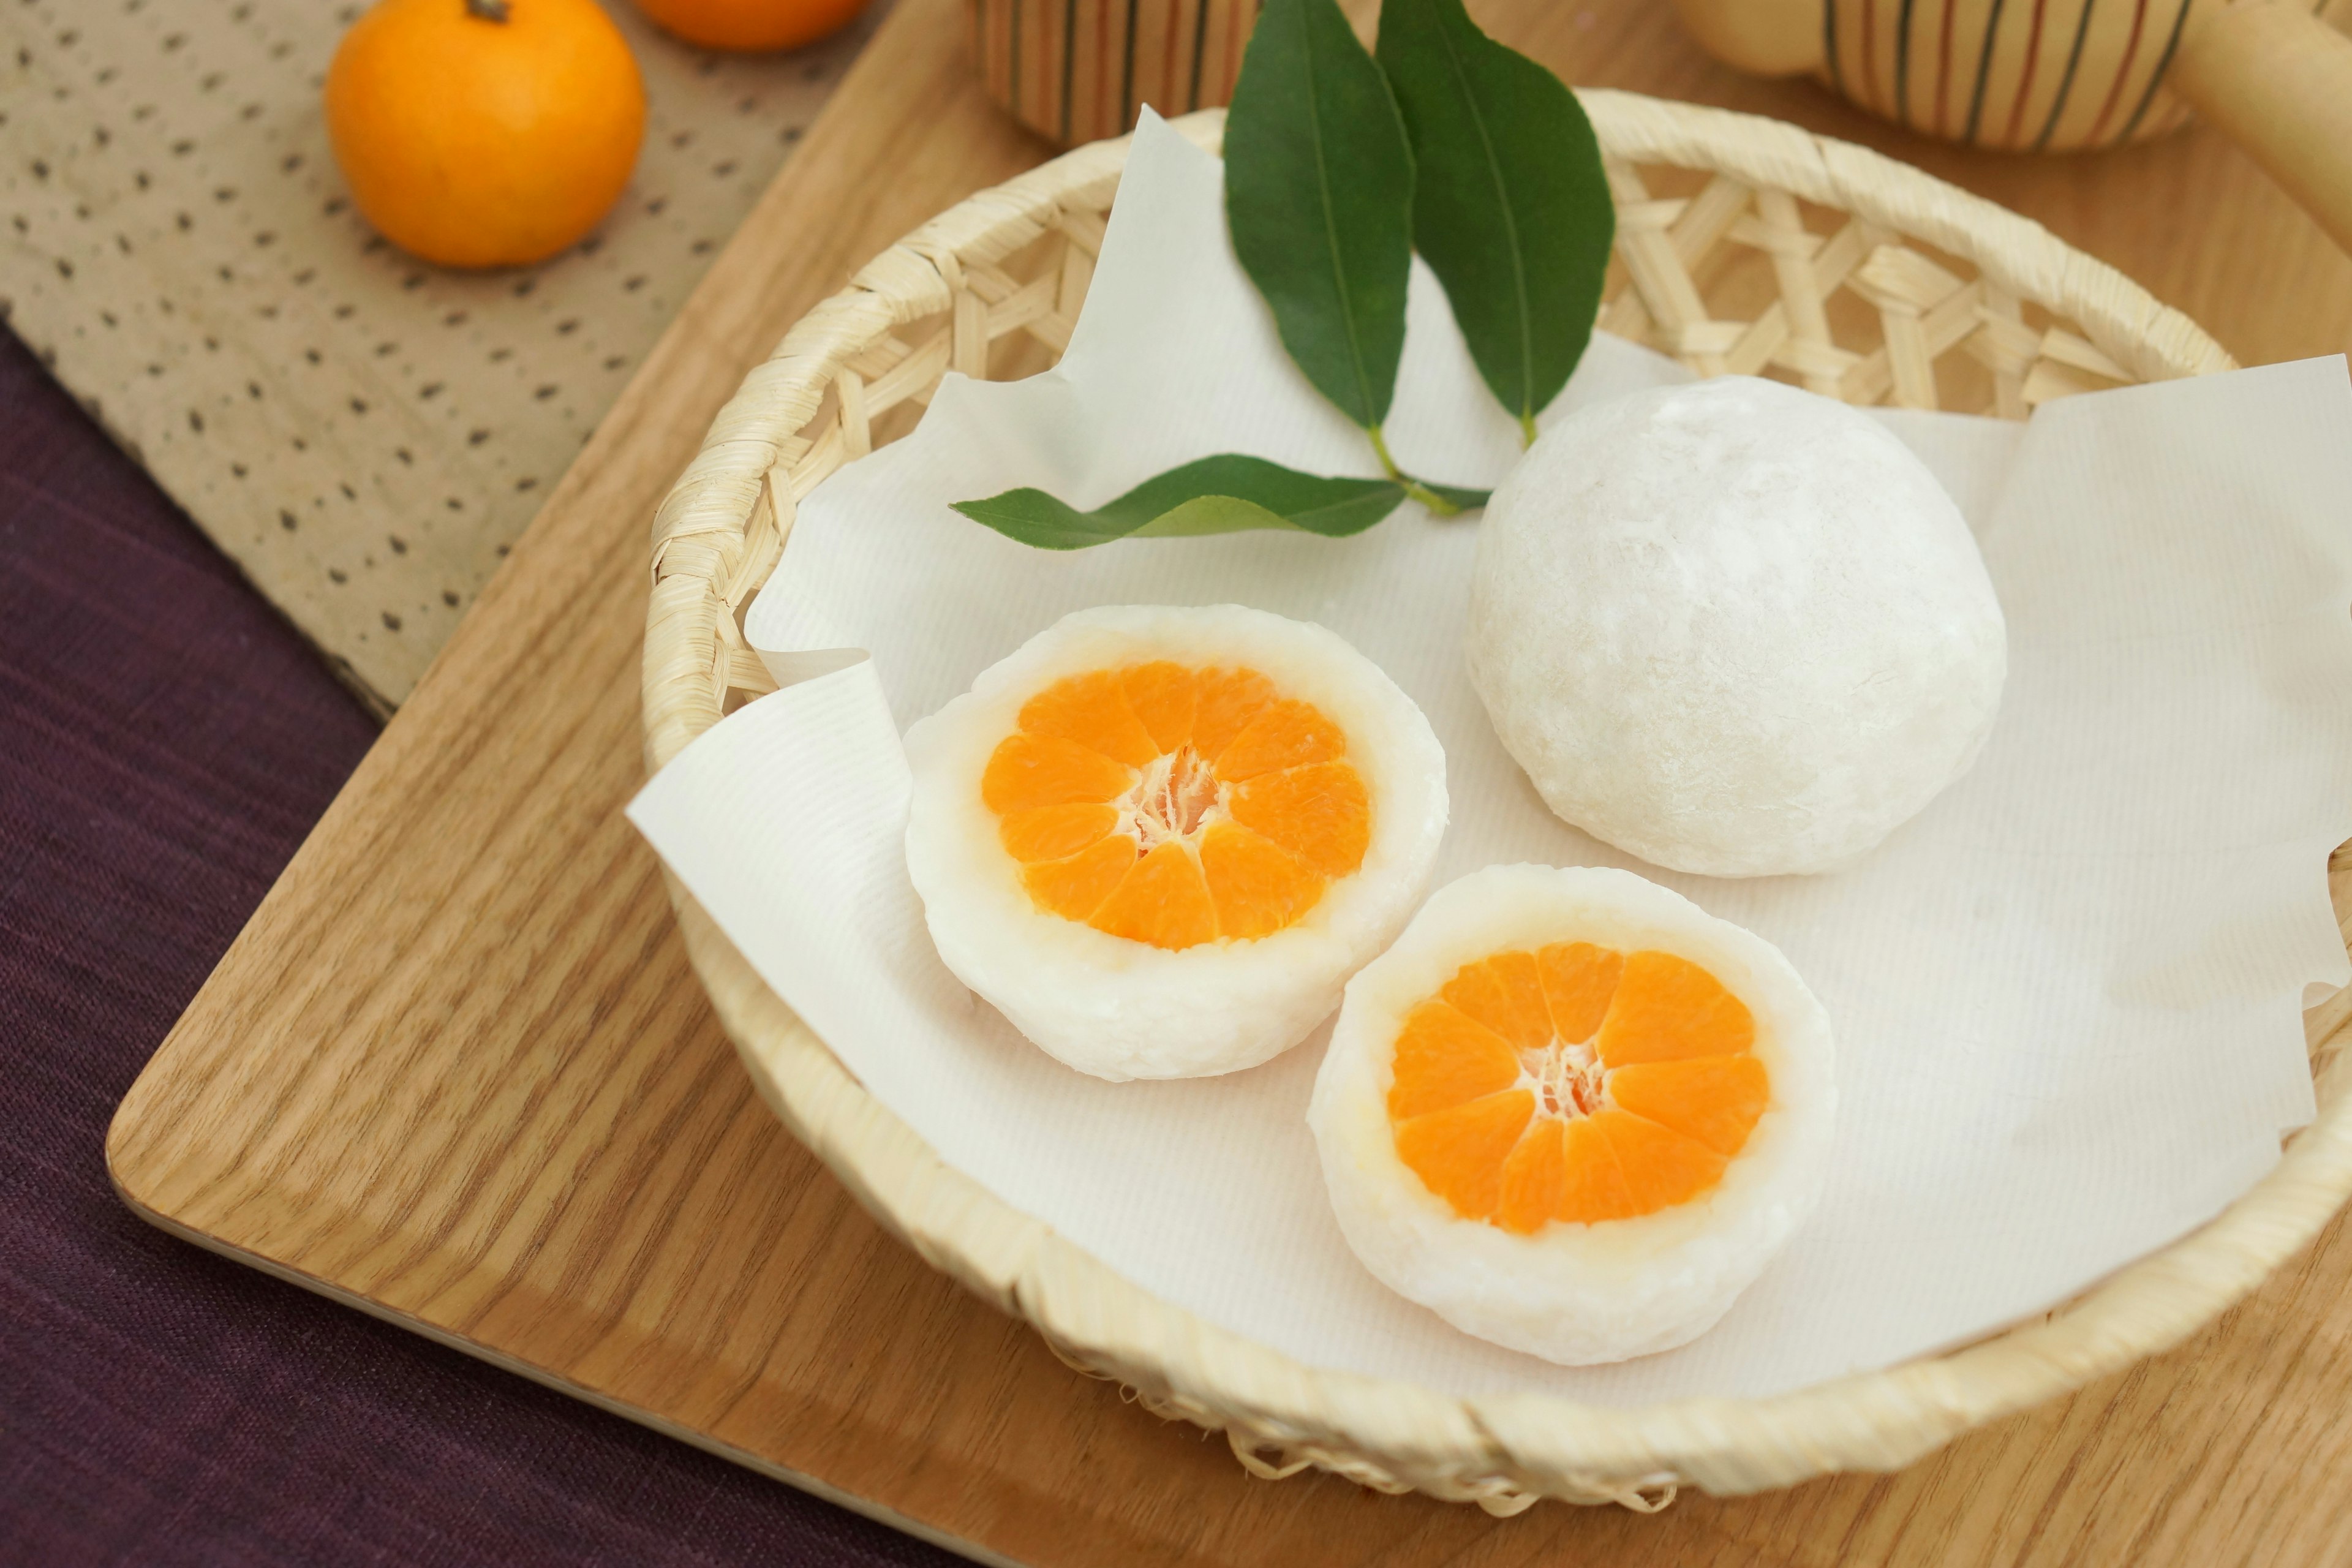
[981,663,1372,949]
[1387,945,1768,1232]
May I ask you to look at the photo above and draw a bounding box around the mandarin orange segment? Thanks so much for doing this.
[1438,961,1512,1045]
[1224,761,1370,878]
[1386,1001,1520,1121]
[998,802,1120,864]
[1213,699,1348,783]
[1017,669,1161,767]
[1606,1054,1769,1159]
[1189,668,1278,764]
[1555,1114,1638,1224]
[1088,840,1218,949]
[981,733,1134,814]
[1596,950,1755,1066]
[1393,1090,1535,1223]
[1537,942,1623,1045]
[1441,953,1550,1052]
[1497,1119,1568,1235]
[1484,951,1555,1048]
[1594,1110,1730,1212]
[1197,822,1325,940]
[1020,835,1137,921]
[1118,662,1197,753]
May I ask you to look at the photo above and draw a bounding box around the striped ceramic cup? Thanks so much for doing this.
[970,0,1263,147]
[1680,0,2352,153]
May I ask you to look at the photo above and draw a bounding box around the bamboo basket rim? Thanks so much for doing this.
[641,91,2352,1512]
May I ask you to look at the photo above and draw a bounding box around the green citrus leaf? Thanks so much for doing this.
[1415,478,1492,513]
[1224,0,1415,432]
[951,454,1410,550]
[1129,495,1298,537]
[1376,0,1613,432]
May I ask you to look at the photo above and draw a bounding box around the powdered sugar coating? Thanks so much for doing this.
[1468,376,2007,877]
[1309,864,1837,1365]
[905,605,1449,1080]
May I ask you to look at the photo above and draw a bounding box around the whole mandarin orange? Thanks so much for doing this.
[629,0,869,53]
[325,0,646,269]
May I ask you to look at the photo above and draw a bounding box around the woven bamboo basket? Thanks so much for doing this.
[643,93,2352,1513]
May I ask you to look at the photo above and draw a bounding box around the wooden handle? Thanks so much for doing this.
[2171,2,2352,258]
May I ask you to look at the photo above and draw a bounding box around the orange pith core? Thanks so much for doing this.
[981,663,1371,950]
[1387,945,1768,1232]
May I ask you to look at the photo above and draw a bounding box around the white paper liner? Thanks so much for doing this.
[631,115,2352,1404]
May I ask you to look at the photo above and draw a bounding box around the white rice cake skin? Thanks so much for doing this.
[905,604,1449,1081]
[1468,375,2007,878]
[1310,864,1837,1365]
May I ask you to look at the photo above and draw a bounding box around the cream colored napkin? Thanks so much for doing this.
[631,115,2352,1402]
[0,0,873,707]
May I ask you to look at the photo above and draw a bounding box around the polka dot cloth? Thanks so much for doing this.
[0,0,878,709]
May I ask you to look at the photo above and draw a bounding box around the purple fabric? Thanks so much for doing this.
[0,327,960,1568]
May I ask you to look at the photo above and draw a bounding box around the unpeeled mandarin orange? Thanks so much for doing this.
[629,0,869,51]
[325,0,646,269]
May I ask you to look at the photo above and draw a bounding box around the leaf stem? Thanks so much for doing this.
[1519,409,1539,448]
[1399,475,1463,516]
[1366,423,1464,516]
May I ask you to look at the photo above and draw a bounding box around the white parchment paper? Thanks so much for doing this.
[630,115,2352,1403]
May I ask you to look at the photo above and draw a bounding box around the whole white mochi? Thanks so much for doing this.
[1468,375,2008,878]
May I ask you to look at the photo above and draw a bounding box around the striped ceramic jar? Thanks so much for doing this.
[969,0,1263,147]
[1816,0,2336,151]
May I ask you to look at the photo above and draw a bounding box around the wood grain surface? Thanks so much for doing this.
[109,0,2352,1564]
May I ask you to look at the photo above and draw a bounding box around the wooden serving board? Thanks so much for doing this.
[109,0,2352,1563]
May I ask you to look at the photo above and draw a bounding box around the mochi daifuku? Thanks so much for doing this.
[904,605,1449,1080]
[1467,376,2007,878]
[1308,863,1836,1365]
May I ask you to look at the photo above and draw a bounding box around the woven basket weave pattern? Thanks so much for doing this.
[644,96,2352,1512]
